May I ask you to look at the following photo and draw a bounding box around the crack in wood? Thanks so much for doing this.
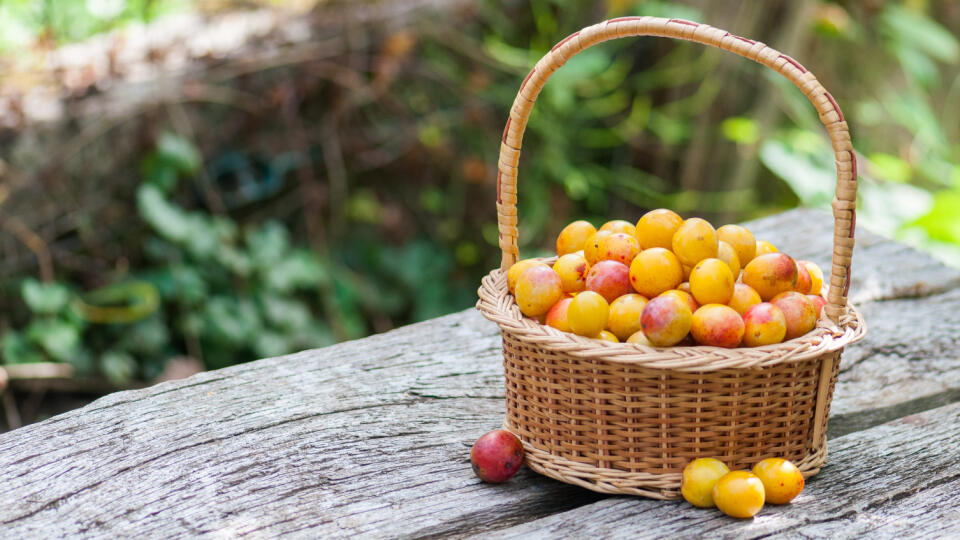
[829,387,960,438]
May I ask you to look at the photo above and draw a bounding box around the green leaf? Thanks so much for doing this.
[252,331,293,359]
[118,317,170,356]
[1,331,44,364]
[137,185,192,243]
[579,127,624,148]
[201,297,261,345]
[542,49,610,113]
[759,139,834,207]
[636,0,703,21]
[154,265,208,304]
[141,152,179,193]
[68,349,95,376]
[210,216,239,244]
[216,246,252,278]
[185,227,222,260]
[346,189,382,224]
[137,185,220,259]
[562,169,590,200]
[21,279,70,315]
[648,110,689,145]
[170,266,208,304]
[910,190,960,244]
[295,321,335,349]
[854,100,885,127]
[613,95,651,140]
[246,221,291,266]
[260,295,312,331]
[813,4,853,37]
[481,36,532,70]
[481,222,499,248]
[100,351,137,385]
[25,319,81,363]
[156,132,201,175]
[417,123,444,148]
[721,117,759,145]
[916,158,959,188]
[882,5,959,64]
[765,71,821,131]
[454,241,480,267]
[857,180,933,239]
[550,48,609,87]
[419,188,446,213]
[896,46,939,88]
[882,90,948,152]
[868,153,911,183]
[180,312,204,337]
[263,251,328,292]
[330,278,368,338]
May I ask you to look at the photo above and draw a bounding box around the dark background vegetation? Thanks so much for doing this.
[0,0,957,425]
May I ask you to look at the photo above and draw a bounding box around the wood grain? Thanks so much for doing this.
[0,209,955,537]
[0,312,602,538]
[472,401,960,540]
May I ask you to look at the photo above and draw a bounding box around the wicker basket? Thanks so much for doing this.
[476,16,867,499]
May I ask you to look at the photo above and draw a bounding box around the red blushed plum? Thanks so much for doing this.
[690,304,744,348]
[586,260,632,303]
[794,261,812,294]
[771,291,818,340]
[641,295,693,346]
[471,430,525,483]
[597,232,639,265]
[658,289,699,314]
[808,294,827,319]
[514,265,563,317]
[742,302,787,347]
[545,297,574,333]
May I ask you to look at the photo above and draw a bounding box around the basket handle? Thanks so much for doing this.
[496,16,857,324]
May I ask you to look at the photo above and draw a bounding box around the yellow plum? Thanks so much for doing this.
[556,220,597,256]
[629,247,683,298]
[635,209,683,250]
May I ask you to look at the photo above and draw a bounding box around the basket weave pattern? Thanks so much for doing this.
[476,16,867,499]
[501,327,841,499]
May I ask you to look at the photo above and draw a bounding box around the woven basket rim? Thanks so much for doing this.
[477,261,866,372]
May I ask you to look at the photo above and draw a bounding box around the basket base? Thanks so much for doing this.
[509,425,828,499]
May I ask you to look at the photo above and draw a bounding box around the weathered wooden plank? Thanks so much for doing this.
[0,208,955,537]
[0,311,603,538]
[828,286,960,433]
[471,402,960,540]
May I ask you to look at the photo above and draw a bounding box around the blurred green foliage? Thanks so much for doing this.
[3,133,338,381]
[1,0,958,384]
